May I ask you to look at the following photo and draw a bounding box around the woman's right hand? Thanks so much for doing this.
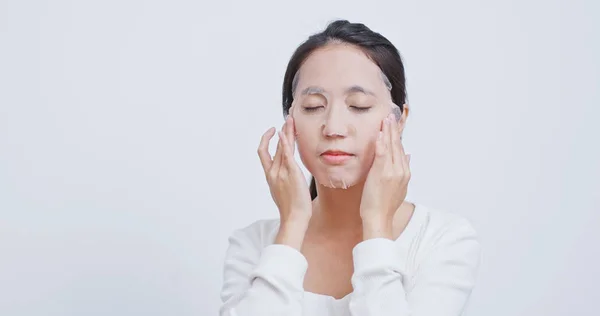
[257,115,312,250]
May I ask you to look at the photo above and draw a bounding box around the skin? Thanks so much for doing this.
[257,43,414,299]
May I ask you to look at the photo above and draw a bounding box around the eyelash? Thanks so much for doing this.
[302,106,372,113]
[350,106,371,112]
[303,106,323,113]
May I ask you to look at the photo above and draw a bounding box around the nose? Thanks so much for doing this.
[321,106,349,139]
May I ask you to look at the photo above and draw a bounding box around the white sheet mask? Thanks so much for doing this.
[289,65,402,191]
[316,103,402,190]
[319,174,352,190]
[292,94,403,191]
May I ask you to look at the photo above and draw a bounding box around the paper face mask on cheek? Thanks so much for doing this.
[316,103,403,191]
[289,97,404,191]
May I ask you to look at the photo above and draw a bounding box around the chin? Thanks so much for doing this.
[313,168,363,190]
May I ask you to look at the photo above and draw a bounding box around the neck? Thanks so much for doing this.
[310,180,416,240]
[311,180,366,235]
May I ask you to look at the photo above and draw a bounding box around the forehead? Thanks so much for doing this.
[296,44,385,92]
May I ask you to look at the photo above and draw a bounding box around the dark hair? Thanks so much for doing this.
[281,19,408,200]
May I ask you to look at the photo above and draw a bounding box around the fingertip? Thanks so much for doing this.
[262,127,275,141]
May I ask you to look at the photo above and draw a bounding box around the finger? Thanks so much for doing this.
[280,129,298,173]
[395,118,409,169]
[390,113,403,165]
[383,115,393,163]
[258,127,276,172]
[271,131,284,173]
[398,142,409,173]
[373,119,387,166]
[285,116,296,155]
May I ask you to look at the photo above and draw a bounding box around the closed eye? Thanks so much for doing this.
[303,106,324,113]
[350,105,372,112]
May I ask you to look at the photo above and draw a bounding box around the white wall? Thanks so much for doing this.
[1,0,598,315]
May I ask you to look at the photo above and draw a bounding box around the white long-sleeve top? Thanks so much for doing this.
[219,203,481,316]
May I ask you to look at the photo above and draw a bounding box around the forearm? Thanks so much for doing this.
[352,215,408,315]
[349,238,410,315]
[274,216,310,251]
[350,217,481,316]
[220,244,308,316]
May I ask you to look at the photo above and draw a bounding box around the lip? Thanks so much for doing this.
[320,150,354,165]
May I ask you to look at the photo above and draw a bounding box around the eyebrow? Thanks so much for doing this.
[346,85,376,96]
[300,86,326,96]
[299,85,376,97]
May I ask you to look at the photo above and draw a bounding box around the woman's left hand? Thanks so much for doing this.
[359,112,411,239]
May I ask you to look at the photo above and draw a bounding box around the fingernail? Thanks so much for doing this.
[407,154,411,163]
[378,131,383,139]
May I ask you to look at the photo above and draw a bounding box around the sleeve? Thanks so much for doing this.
[348,219,481,316]
[219,227,308,316]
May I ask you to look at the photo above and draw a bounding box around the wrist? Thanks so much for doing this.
[275,217,310,251]
[285,209,312,225]
[361,215,394,240]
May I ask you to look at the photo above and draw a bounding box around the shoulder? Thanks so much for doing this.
[227,218,281,250]
[419,204,478,238]
[399,204,482,306]
[408,203,480,259]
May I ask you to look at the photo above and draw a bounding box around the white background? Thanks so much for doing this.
[1,0,598,315]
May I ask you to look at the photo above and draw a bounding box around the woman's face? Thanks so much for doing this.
[290,43,403,189]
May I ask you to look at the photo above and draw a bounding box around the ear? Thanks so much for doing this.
[397,103,410,135]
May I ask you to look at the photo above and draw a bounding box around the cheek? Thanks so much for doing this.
[356,124,381,151]
[294,123,317,163]
[296,136,319,176]
[293,116,316,131]
[296,132,317,163]
[357,133,378,163]
[353,127,381,172]
[293,118,316,148]
[296,136,313,154]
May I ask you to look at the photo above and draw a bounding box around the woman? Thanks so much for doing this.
[219,20,481,316]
